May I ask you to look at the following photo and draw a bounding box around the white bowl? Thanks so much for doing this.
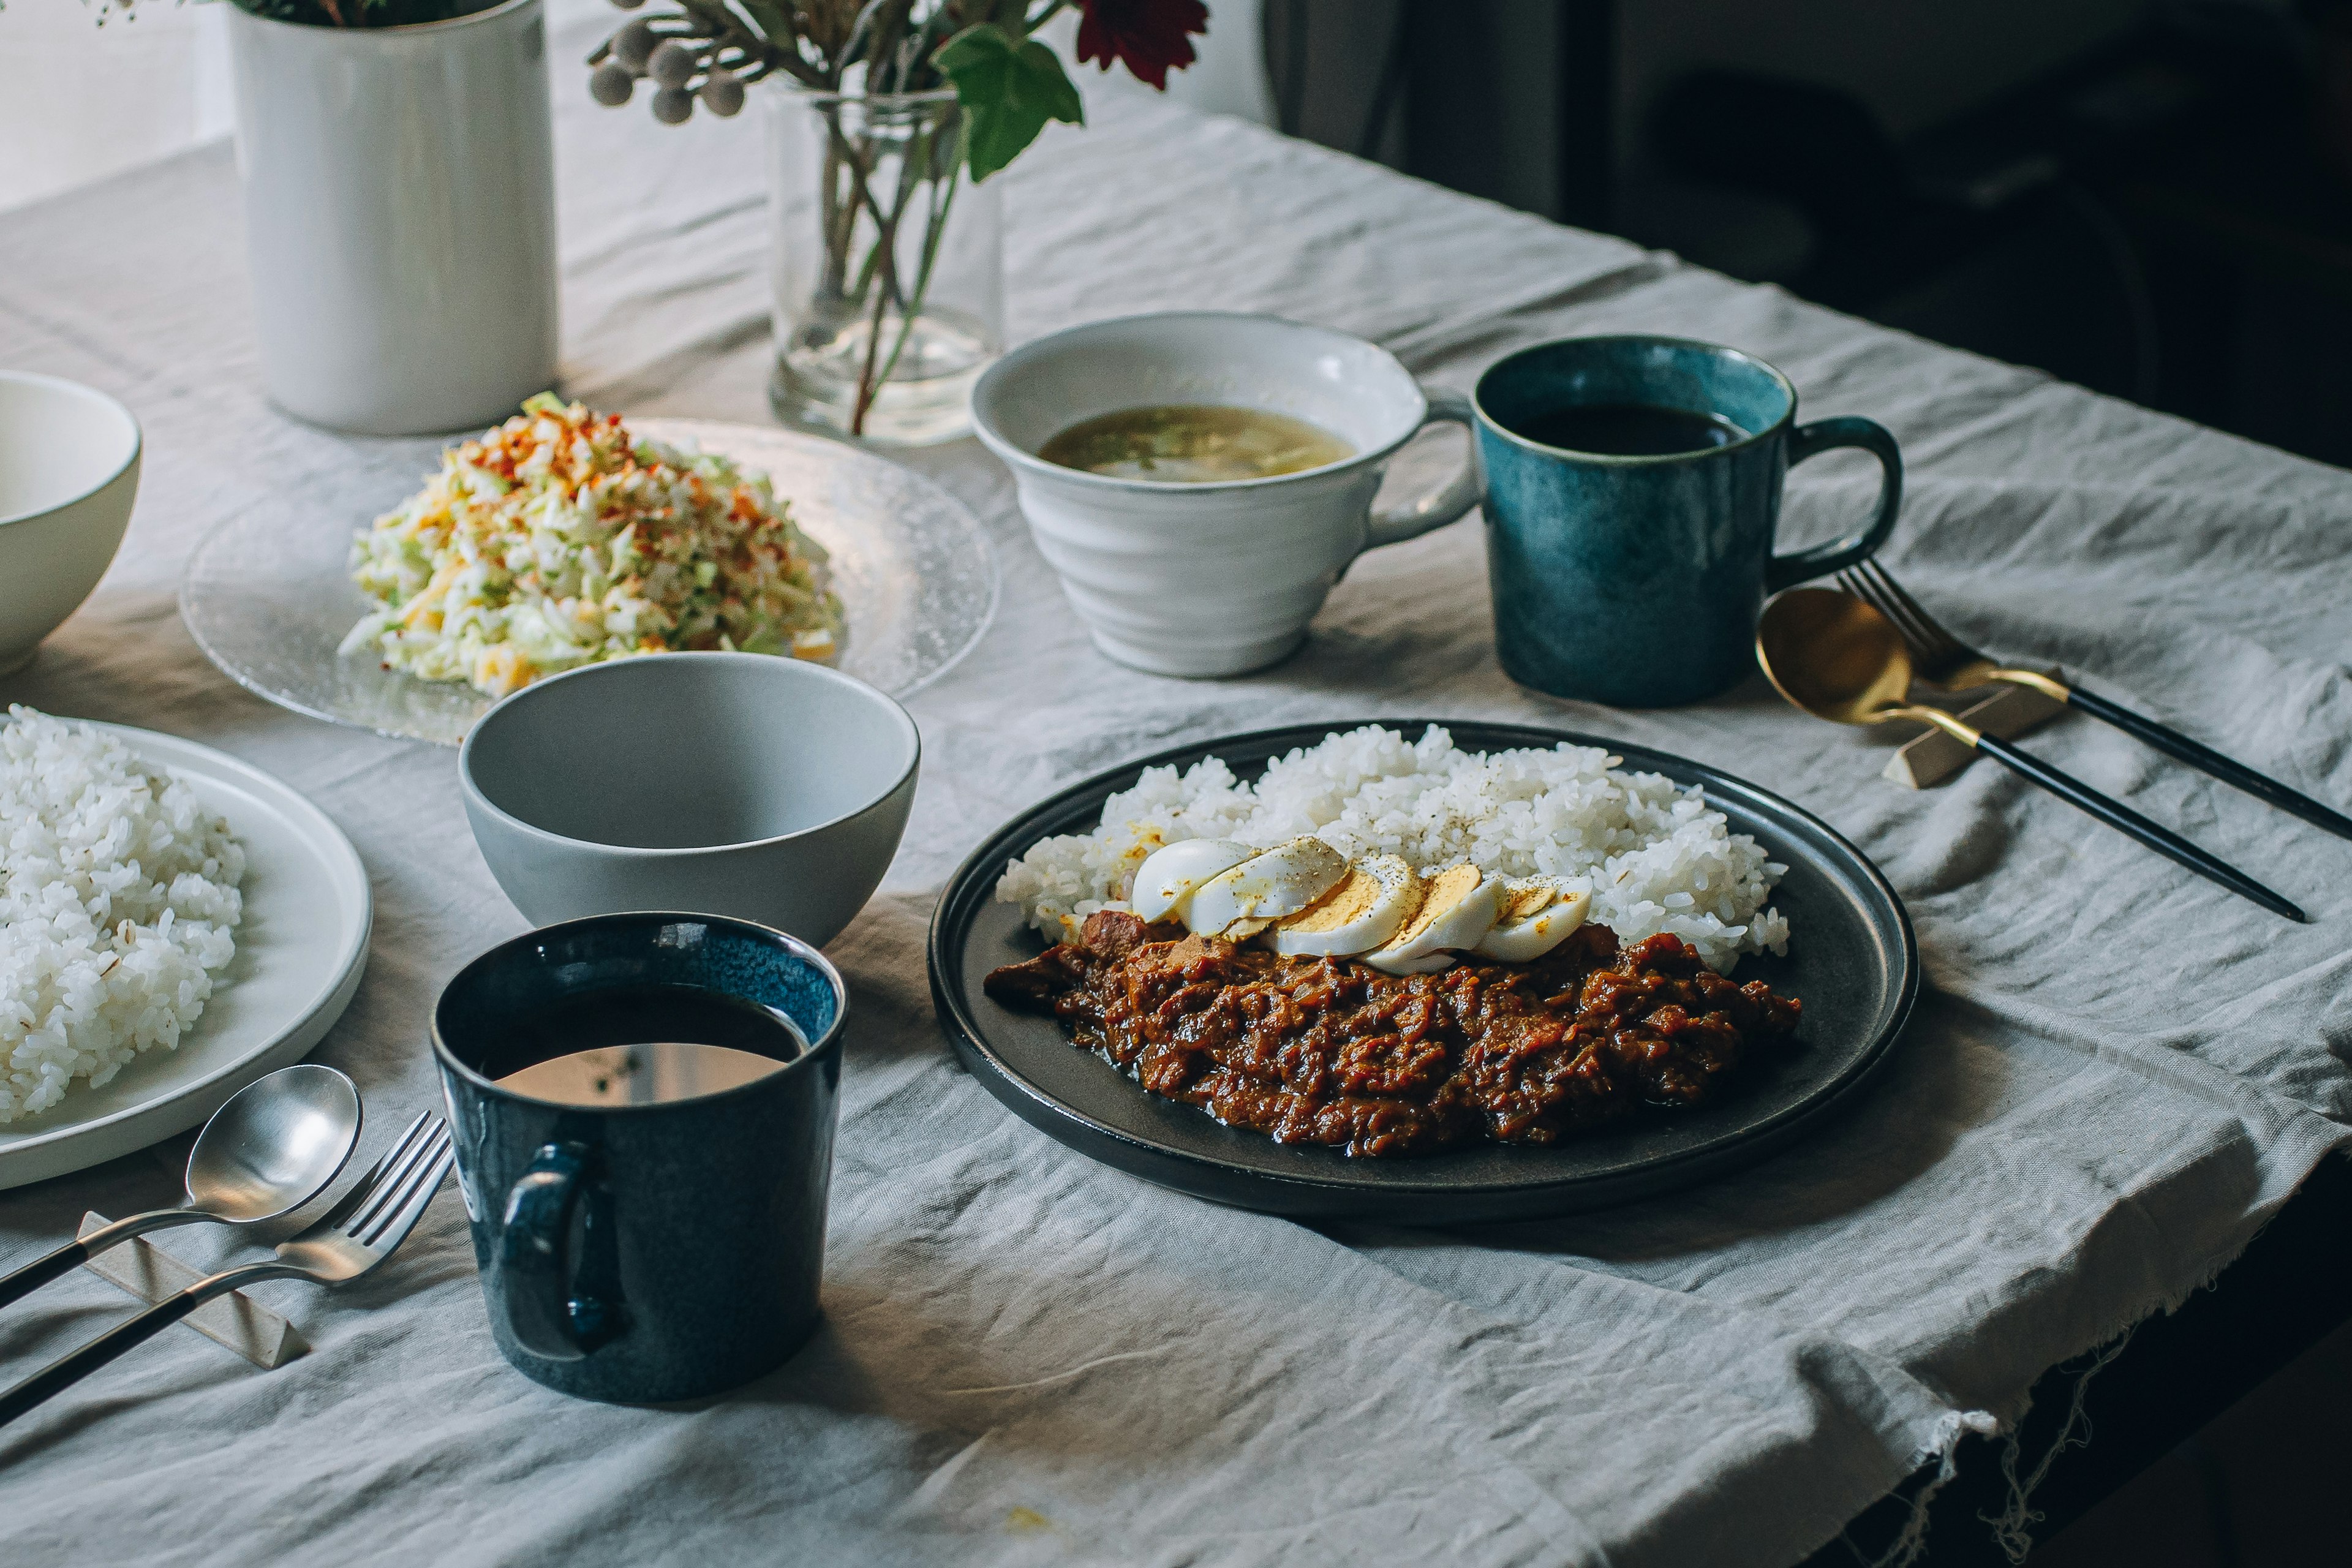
[969,312,1479,678]
[0,372,142,676]
[458,652,921,948]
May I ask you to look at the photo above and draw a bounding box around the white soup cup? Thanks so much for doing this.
[970,312,1479,677]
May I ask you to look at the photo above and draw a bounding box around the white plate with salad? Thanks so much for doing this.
[181,402,1000,745]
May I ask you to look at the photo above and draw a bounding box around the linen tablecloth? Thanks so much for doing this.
[4,9,2348,1563]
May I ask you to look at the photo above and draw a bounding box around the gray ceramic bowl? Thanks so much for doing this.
[458,652,920,947]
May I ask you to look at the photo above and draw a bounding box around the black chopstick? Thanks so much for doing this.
[1976,735,2307,922]
[2062,685,2352,843]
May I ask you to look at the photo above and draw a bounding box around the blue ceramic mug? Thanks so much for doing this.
[433,913,846,1404]
[1475,335,1901,707]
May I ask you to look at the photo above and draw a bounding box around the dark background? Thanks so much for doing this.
[1268,0,2352,472]
[1259,2,2352,1563]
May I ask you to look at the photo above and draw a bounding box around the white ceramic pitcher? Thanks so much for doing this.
[970,313,1480,677]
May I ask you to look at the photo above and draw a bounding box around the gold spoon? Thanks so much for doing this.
[1757,587,2307,922]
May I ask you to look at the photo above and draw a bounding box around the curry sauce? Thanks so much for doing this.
[985,910,1801,1158]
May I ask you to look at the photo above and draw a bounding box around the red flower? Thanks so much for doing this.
[1076,0,1208,91]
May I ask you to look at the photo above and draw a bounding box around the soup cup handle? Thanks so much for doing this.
[1363,386,1483,551]
[499,1140,623,1360]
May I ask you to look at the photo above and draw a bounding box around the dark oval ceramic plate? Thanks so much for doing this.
[928,720,1917,1224]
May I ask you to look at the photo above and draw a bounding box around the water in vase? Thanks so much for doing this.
[770,303,995,448]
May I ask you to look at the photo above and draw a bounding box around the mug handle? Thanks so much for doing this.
[1363,385,1484,551]
[1766,415,1904,592]
[499,1140,622,1360]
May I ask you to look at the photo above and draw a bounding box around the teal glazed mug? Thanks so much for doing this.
[1475,335,1901,707]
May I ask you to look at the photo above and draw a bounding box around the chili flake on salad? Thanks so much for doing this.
[341,393,846,698]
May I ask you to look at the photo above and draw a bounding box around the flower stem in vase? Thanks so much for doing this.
[867,136,963,407]
[772,86,998,447]
[850,129,915,433]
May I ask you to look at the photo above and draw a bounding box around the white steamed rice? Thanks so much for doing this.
[1,707,246,1123]
[997,725,1789,973]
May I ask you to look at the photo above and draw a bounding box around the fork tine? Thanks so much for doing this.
[1860,568,1952,669]
[1847,557,1933,648]
[1834,567,1883,613]
[1838,565,1927,653]
[1859,557,1967,664]
[349,1123,451,1246]
[1853,557,1931,646]
[312,1112,437,1234]
[344,1117,447,1240]
[1833,567,1882,619]
[350,1129,453,1254]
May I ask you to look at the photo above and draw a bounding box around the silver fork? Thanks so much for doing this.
[0,1111,453,1430]
[1837,557,2352,842]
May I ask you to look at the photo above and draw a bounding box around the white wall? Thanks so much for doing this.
[0,0,233,213]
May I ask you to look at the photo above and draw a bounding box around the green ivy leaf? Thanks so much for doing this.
[935,23,1084,183]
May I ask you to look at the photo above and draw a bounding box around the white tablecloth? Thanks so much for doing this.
[4,9,2348,1564]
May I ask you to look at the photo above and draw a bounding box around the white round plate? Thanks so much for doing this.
[0,724,372,1191]
[179,420,1000,746]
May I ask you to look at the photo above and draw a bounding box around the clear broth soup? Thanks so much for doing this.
[1038,404,1355,483]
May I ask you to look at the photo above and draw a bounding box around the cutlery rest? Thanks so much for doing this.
[1885,670,2067,790]
[77,1213,308,1371]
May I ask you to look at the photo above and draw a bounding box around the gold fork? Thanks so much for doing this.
[1837,557,2352,842]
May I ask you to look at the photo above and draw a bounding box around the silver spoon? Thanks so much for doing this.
[0,1063,362,1311]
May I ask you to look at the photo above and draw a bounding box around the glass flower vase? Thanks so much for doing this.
[766,86,1003,447]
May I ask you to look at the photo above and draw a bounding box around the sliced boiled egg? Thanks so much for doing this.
[1185,837,1349,938]
[1267,854,1422,957]
[1363,865,1503,975]
[1130,838,1258,924]
[1473,879,1591,962]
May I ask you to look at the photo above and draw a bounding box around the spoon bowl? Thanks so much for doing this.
[1755,586,1917,726]
[185,1063,364,1223]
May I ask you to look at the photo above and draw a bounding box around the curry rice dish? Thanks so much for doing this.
[986,910,1801,1158]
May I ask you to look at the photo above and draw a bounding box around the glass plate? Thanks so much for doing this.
[181,420,1000,746]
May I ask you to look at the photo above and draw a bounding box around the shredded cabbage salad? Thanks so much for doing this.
[341,394,845,698]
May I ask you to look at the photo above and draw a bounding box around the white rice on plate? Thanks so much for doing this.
[997,725,1790,973]
[1,707,246,1123]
